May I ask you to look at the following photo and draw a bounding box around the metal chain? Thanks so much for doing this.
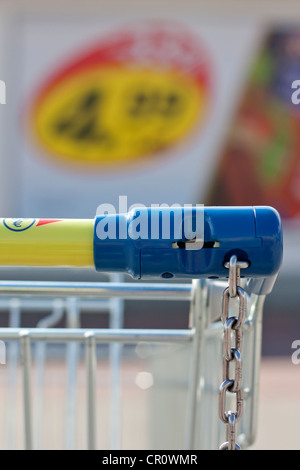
[219,255,249,451]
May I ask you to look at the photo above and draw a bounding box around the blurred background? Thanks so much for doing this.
[0,0,299,450]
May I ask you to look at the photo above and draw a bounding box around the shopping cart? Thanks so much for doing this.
[0,206,283,450]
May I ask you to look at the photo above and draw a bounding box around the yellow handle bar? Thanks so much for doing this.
[0,219,94,268]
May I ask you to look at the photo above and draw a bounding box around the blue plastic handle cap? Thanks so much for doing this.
[93,206,283,293]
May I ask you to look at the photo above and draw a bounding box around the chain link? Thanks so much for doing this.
[219,255,249,451]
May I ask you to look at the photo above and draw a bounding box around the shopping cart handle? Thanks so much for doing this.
[93,206,282,293]
[0,206,282,294]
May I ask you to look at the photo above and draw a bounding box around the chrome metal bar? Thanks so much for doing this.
[0,281,192,300]
[6,299,21,450]
[185,279,208,450]
[239,295,266,448]
[34,299,65,450]
[0,328,193,343]
[0,298,112,312]
[108,277,124,450]
[65,298,80,451]
[85,332,97,450]
[20,331,33,450]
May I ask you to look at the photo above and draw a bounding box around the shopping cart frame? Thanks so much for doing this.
[0,277,265,450]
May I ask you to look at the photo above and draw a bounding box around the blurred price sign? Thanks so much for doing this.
[31,23,211,168]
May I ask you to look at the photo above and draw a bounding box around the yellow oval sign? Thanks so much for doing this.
[31,24,211,169]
